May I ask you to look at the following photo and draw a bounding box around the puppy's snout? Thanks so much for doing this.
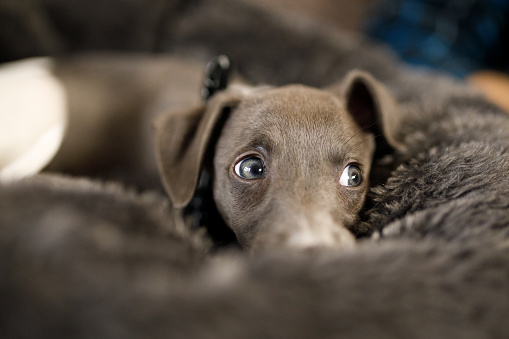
[286,211,356,249]
[286,225,355,249]
[252,209,356,250]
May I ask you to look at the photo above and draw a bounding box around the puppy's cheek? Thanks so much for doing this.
[212,179,231,225]
[336,189,367,225]
[336,206,363,232]
[231,180,268,208]
[228,180,270,245]
[231,221,259,248]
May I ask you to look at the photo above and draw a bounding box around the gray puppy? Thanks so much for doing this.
[154,70,404,249]
[159,0,509,245]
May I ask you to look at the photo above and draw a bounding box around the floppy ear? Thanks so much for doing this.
[153,85,249,208]
[340,70,406,154]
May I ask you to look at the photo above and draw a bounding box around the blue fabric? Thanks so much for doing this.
[366,0,509,77]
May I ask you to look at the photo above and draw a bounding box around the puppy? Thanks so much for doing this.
[154,70,404,250]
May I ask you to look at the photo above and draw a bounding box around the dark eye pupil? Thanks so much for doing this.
[348,167,361,186]
[237,157,265,179]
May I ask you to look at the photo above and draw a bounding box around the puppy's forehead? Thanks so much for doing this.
[221,84,367,160]
[233,85,357,141]
[245,85,346,121]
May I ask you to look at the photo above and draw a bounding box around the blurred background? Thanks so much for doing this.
[0,0,372,63]
[2,0,508,78]
[263,0,509,111]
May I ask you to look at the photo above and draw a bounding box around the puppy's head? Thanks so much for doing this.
[154,70,403,250]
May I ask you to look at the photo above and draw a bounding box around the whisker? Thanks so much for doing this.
[344,121,377,147]
[345,133,383,154]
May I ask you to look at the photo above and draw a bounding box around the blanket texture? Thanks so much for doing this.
[1,0,509,338]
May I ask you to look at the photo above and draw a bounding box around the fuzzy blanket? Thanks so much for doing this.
[1,1,509,338]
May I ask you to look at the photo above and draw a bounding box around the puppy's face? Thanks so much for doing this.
[155,70,403,250]
[213,85,374,249]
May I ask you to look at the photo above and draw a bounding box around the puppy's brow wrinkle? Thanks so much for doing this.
[248,135,275,154]
[327,153,347,167]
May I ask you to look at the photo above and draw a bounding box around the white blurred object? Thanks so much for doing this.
[0,57,67,182]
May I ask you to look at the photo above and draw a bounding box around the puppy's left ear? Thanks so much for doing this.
[339,70,406,154]
[153,85,251,208]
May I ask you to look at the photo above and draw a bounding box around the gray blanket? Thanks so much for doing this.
[1,1,508,338]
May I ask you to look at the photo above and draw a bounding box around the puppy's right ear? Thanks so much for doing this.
[339,70,406,155]
[153,85,249,208]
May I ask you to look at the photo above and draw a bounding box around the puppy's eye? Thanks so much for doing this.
[234,157,266,180]
[340,164,362,187]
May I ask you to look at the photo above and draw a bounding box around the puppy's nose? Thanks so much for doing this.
[253,210,356,250]
[285,213,356,249]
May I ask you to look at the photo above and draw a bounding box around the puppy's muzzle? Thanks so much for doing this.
[251,209,356,250]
